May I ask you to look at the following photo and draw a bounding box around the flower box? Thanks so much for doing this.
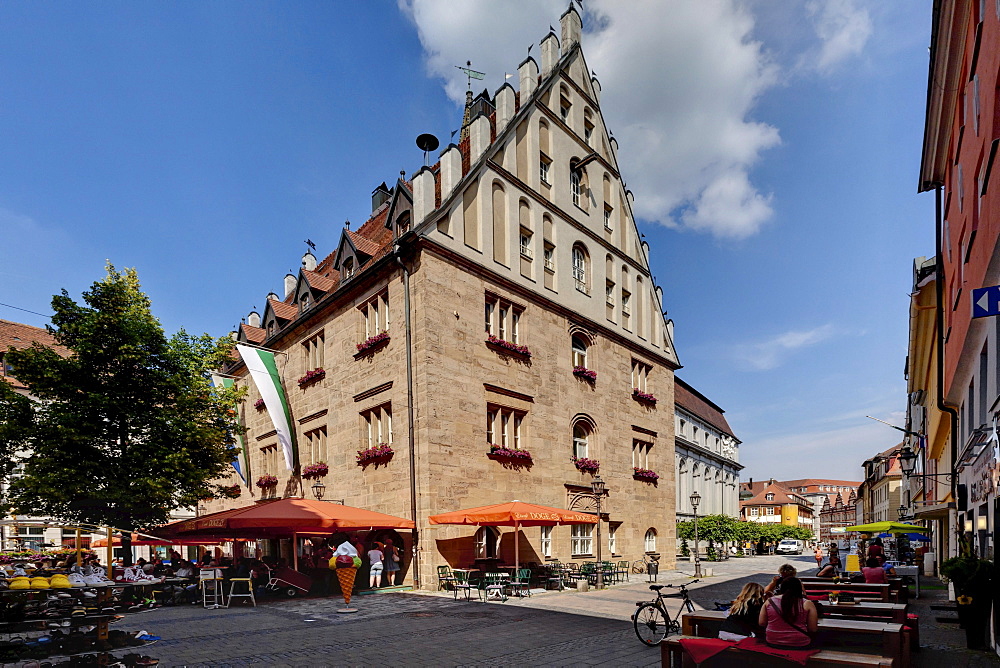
[633,467,659,482]
[356,331,390,355]
[572,366,597,382]
[219,484,242,499]
[572,456,600,474]
[486,335,531,358]
[632,388,658,405]
[256,475,278,489]
[298,368,326,387]
[488,444,533,461]
[357,443,393,466]
[302,462,329,479]
[253,398,266,410]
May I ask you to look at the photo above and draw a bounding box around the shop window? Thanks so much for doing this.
[540,526,552,558]
[571,524,593,556]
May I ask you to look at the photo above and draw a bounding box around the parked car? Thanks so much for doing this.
[776,539,804,555]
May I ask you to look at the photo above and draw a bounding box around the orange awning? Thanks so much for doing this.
[91,533,224,547]
[429,500,597,527]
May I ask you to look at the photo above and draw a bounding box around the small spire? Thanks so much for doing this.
[459,89,474,142]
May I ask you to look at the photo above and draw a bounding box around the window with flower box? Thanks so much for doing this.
[259,444,279,475]
[540,526,552,558]
[360,290,390,339]
[632,439,651,469]
[303,332,324,371]
[303,426,327,466]
[361,403,392,448]
[487,405,525,449]
[485,294,524,345]
[571,524,593,556]
[573,422,591,459]
[632,359,651,393]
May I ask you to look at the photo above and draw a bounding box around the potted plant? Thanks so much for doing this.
[255,475,278,489]
[485,334,531,357]
[571,456,600,474]
[302,462,329,479]
[632,388,657,405]
[572,366,597,382]
[488,444,532,461]
[357,442,394,466]
[253,398,266,410]
[298,368,326,387]
[633,467,659,482]
[941,552,994,649]
[356,331,390,355]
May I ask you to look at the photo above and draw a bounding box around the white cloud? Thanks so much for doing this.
[732,324,837,371]
[399,0,781,239]
[805,0,873,74]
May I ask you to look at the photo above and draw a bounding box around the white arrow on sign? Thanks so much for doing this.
[978,290,991,313]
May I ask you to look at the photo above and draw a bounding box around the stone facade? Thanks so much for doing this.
[208,6,680,589]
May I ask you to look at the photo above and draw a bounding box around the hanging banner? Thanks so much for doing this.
[210,373,249,484]
[236,345,296,471]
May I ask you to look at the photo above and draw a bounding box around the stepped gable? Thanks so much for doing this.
[674,377,734,437]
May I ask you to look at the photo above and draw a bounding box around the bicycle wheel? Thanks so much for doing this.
[631,559,647,574]
[633,602,668,646]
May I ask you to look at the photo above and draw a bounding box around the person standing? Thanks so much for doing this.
[367,543,385,589]
[383,538,401,587]
[813,545,823,570]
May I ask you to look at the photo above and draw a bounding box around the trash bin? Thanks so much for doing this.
[647,553,660,582]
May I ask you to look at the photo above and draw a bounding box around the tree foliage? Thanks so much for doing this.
[0,265,242,530]
[677,514,814,544]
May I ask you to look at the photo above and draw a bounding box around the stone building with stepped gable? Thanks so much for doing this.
[210,5,681,589]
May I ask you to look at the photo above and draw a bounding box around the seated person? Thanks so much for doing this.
[877,557,896,577]
[815,562,837,578]
[763,563,798,598]
[758,577,818,649]
[862,557,889,584]
[719,582,766,641]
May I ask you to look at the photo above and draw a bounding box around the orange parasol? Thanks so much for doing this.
[91,533,224,547]
[429,501,597,569]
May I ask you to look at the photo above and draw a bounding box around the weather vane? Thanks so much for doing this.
[455,60,485,91]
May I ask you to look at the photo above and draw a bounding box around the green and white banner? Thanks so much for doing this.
[210,373,249,484]
[236,344,296,471]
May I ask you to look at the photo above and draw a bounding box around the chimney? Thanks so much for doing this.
[439,144,462,200]
[372,182,391,211]
[495,83,515,133]
[266,292,279,302]
[283,273,296,299]
[540,31,559,77]
[518,56,538,100]
[560,3,582,55]
[301,252,317,271]
[247,311,261,328]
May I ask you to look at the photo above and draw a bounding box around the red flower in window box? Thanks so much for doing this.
[486,335,531,357]
[488,444,533,461]
[571,456,600,474]
[302,462,328,479]
[298,368,326,387]
[219,484,243,499]
[632,388,657,405]
[255,475,278,489]
[253,399,266,410]
[357,443,393,465]
[356,331,390,354]
[572,366,597,382]
[633,467,659,482]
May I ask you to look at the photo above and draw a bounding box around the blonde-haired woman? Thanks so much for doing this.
[718,582,766,641]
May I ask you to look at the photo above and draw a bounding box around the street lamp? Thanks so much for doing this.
[897,446,918,477]
[592,475,606,589]
[898,504,907,521]
[311,480,326,501]
[690,490,702,578]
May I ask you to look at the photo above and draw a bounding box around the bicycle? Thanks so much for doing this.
[631,579,699,646]
[631,554,653,574]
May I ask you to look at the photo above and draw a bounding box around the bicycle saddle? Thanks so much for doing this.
[649,584,665,591]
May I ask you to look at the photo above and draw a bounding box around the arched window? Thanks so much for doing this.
[644,528,657,553]
[572,243,589,294]
[584,108,595,143]
[571,335,588,368]
[475,527,499,559]
[572,422,590,459]
[571,168,582,207]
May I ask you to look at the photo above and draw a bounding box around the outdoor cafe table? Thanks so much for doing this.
[681,610,907,665]
[799,581,892,602]
[814,600,908,624]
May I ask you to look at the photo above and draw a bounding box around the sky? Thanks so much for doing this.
[1,0,934,482]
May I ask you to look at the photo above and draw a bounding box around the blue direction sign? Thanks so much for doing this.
[972,285,1000,318]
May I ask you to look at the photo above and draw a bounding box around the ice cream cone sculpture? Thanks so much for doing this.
[336,566,357,605]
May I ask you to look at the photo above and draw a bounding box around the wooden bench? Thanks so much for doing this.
[815,601,908,624]
[801,581,891,602]
[661,636,895,667]
[679,611,908,667]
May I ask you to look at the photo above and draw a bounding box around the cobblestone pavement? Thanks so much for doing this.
[118,554,998,666]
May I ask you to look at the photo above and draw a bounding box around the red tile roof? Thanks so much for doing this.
[674,377,735,438]
[302,270,336,293]
[347,229,382,257]
[740,481,811,507]
[240,324,266,344]
[267,298,298,321]
[0,319,68,391]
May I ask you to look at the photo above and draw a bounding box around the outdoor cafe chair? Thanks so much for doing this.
[545,563,565,591]
[452,570,475,601]
[226,577,256,608]
[437,565,456,591]
[616,560,630,583]
[509,568,532,598]
[478,572,508,602]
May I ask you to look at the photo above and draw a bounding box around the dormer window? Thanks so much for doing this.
[765,493,774,501]
[300,293,312,312]
[343,258,355,280]
[267,321,276,337]
[396,212,410,237]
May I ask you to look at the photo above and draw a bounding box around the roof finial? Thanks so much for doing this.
[345,220,350,230]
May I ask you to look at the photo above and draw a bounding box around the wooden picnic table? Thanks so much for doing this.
[800,581,892,602]
[815,600,908,624]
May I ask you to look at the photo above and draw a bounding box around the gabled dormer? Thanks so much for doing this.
[384,177,414,238]
[332,228,381,281]
[261,296,297,339]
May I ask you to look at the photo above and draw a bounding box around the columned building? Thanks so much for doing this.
[673,378,741,522]
[209,7,681,588]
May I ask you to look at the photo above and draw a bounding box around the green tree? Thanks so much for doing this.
[0,265,241,530]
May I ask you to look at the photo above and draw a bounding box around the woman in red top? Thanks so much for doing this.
[862,557,889,584]
[867,537,884,560]
[758,577,818,649]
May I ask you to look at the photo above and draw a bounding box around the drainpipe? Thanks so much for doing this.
[933,185,960,555]
[395,245,420,589]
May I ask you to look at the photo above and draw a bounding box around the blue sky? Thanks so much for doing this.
[1,1,933,482]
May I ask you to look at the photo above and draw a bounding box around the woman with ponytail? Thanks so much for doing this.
[757,577,818,648]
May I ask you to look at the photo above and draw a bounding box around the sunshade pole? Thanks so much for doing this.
[105,527,112,579]
[75,529,81,566]
[292,532,298,571]
[514,521,520,571]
